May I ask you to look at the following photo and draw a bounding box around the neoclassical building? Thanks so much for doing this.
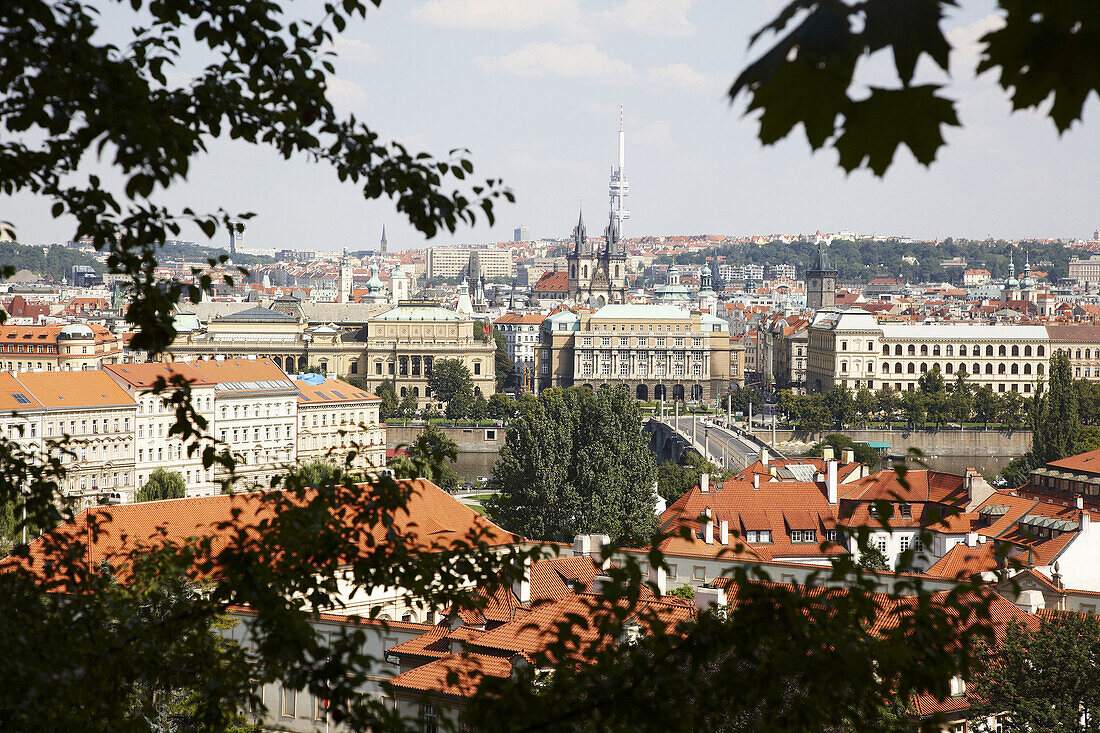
[167,299,495,409]
[807,309,1050,394]
[538,304,733,402]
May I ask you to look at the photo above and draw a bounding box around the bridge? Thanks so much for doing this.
[644,415,783,470]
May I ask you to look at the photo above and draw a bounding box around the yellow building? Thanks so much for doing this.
[538,304,733,402]
[0,323,126,372]
[295,376,386,470]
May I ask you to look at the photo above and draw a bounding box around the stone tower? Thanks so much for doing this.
[806,241,837,311]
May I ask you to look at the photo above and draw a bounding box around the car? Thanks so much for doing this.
[461,481,474,491]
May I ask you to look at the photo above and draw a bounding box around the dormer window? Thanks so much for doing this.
[899,504,912,518]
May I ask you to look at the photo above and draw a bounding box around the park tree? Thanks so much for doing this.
[854,387,876,424]
[488,385,657,544]
[778,389,799,425]
[469,392,489,422]
[973,385,999,427]
[656,452,727,502]
[917,368,946,396]
[428,358,474,412]
[806,434,878,468]
[375,381,399,422]
[969,613,1100,732]
[902,390,927,427]
[950,369,973,424]
[486,392,517,422]
[1031,351,1079,463]
[136,469,186,502]
[825,384,855,428]
[492,330,515,391]
[388,423,460,492]
[875,387,902,425]
[797,394,830,433]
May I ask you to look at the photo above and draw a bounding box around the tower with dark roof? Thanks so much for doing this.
[807,241,837,311]
[380,225,387,257]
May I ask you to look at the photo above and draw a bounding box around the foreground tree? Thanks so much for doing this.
[969,612,1100,732]
[657,452,727,502]
[136,469,187,502]
[488,385,657,544]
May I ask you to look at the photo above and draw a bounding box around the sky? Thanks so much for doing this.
[5,0,1100,251]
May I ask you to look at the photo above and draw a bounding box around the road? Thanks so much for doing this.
[666,415,763,470]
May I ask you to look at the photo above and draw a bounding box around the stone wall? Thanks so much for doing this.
[385,423,506,481]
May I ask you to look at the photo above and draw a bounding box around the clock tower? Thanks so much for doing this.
[807,241,837,311]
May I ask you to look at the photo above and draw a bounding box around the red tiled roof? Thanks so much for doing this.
[533,271,569,292]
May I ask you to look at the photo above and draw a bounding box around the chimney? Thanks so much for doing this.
[826,460,838,505]
[966,532,980,547]
[719,519,729,545]
[822,446,835,461]
[1082,509,1091,532]
[592,573,613,595]
[700,473,709,494]
[703,508,714,545]
[512,555,531,604]
[759,446,770,467]
[591,533,612,571]
[841,448,855,464]
[573,534,592,558]
[695,586,727,612]
[1076,496,1085,510]
[753,474,760,491]
[648,563,667,596]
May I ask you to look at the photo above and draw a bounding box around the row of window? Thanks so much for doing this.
[220,401,294,420]
[220,425,291,443]
[581,336,703,347]
[47,417,132,437]
[876,343,1046,358]
[1,344,56,354]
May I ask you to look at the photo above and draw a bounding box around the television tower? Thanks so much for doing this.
[608,105,629,235]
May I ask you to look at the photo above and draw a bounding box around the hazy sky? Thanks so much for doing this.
[5,1,1099,251]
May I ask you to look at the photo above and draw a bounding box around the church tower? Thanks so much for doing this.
[380,225,388,257]
[566,207,596,302]
[337,250,353,303]
[806,241,837,311]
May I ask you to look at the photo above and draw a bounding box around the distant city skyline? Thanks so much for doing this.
[3,1,1099,251]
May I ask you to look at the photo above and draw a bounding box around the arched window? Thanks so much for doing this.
[908,363,915,374]
[582,265,588,279]
[895,345,903,356]
[1038,362,1045,374]
[882,344,890,355]
[998,345,1007,357]
[985,345,994,356]
[920,345,929,356]
[959,345,967,356]
[882,363,890,374]
[998,364,1006,374]
[907,345,916,356]
[933,345,941,356]
[1077,349,1083,359]
[946,345,953,356]
[1024,345,1032,357]
[896,362,903,374]
[1024,364,1032,375]
[946,363,954,374]
[1038,345,1045,357]
[920,363,928,373]
[1011,345,1019,357]
[400,387,407,396]
[1088,349,1093,359]
[985,363,993,374]
[413,387,419,397]
[973,363,980,375]
[1011,364,1019,374]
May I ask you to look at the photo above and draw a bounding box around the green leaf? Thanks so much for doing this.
[834,85,959,175]
[862,0,953,83]
[979,0,1100,132]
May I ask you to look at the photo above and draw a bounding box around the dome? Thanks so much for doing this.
[1005,275,1019,288]
[58,323,94,340]
[701,263,712,276]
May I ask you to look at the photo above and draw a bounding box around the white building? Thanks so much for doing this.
[807,309,1050,394]
[493,312,545,393]
[104,362,219,497]
[294,375,385,470]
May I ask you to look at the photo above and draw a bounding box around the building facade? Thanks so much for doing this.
[493,312,546,394]
[806,244,837,311]
[104,362,219,497]
[538,304,732,402]
[295,375,385,470]
[565,209,627,308]
[806,309,1050,394]
[1069,254,1100,286]
[0,323,126,372]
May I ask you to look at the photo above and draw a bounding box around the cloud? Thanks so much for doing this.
[326,77,368,109]
[647,62,721,94]
[330,37,378,64]
[475,43,638,84]
[947,13,1005,74]
[632,120,674,148]
[407,0,583,34]
[595,0,697,39]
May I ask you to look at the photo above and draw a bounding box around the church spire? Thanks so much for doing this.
[380,224,387,256]
[572,204,588,255]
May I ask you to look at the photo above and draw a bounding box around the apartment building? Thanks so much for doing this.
[425,247,471,280]
[103,362,219,497]
[16,370,137,508]
[1069,254,1100,286]
[0,323,126,372]
[0,372,44,458]
[538,304,733,402]
[295,375,385,470]
[807,309,1050,394]
[185,358,300,490]
[493,312,545,393]
[469,247,513,279]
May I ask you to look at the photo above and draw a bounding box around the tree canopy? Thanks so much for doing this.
[135,469,186,502]
[488,385,658,545]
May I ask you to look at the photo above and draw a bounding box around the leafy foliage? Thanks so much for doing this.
[488,385,658,544]
[969,612,1100,732]
[389,423,460,491]
[493,329,515,391]
[0,241,102,281]
[657,452,728,502]
[136,469,186,502]
[428,358,474,417]
[731,0,1100,174]
[805,434,879,468]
